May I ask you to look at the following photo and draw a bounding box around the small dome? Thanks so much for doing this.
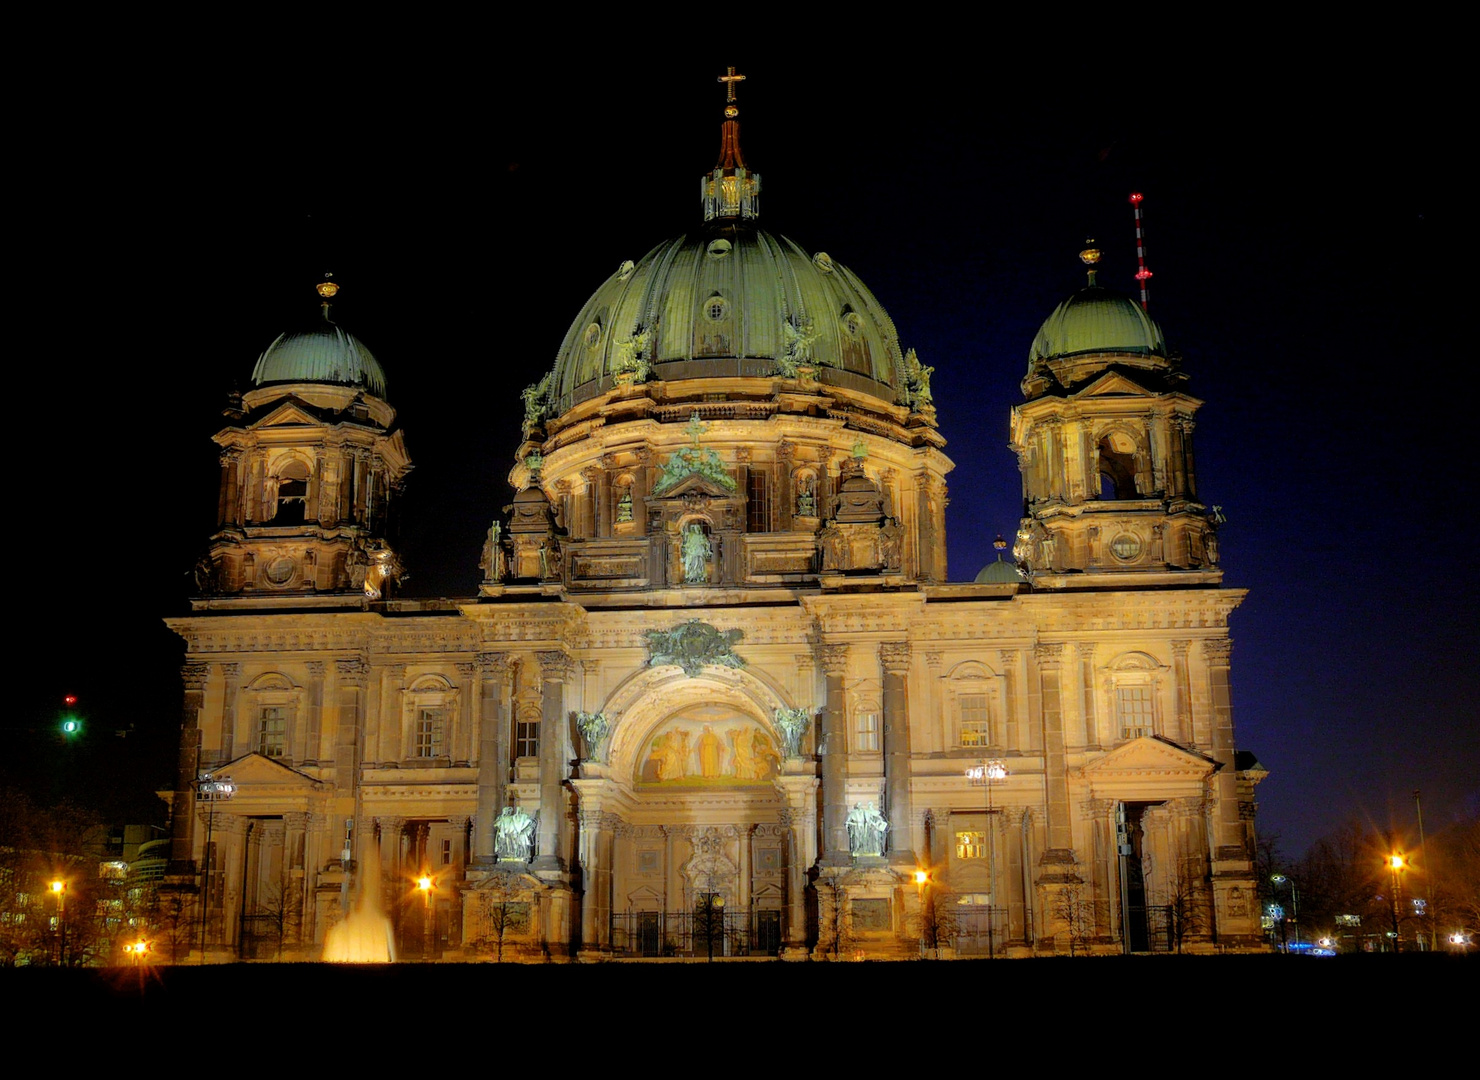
[252,318,387,399]
[1029,286,1165,367]
[546,223,906,417]
[974,555,1026,585]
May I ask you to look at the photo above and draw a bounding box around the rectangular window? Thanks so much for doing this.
[959,694,989,747]
[414,708,445,758]
[1117,686,1154,739]
[257,707,286,758]
[746,471,770,533]
[515,720,539,759]
[855,711,880,752]
[441,839,452,866]
[956,830,986,860]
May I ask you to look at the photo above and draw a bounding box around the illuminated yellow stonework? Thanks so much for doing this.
[163,79,1262,963]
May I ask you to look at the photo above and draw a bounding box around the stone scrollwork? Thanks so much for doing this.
[644,620,746,678]
[575,711,610,761]
[773,706,813,757]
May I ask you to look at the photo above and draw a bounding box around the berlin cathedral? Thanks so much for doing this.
[164,71,1264,961]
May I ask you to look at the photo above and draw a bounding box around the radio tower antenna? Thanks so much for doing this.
[1129,192,1152,310]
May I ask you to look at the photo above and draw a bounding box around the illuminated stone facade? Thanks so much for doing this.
[164,81,1263,961]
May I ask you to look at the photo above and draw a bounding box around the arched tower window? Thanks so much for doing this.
[272,459,310,525]
[1097,432,1139,501]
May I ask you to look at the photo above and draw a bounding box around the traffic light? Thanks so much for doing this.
[59,694,83,738]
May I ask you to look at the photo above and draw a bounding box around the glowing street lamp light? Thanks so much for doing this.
[416,873,435,960]
[1387,851,1406,953]
[49,880,66,966]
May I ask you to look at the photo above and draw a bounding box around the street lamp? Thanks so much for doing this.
[1387,852,1406,953]
[416,873,435,960]
[193,772,235,963]
[1271,873,1301,951]
[49,880,66,966]
[967,758,1008,958]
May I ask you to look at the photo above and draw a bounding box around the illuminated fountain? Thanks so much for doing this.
[322,835,396,963]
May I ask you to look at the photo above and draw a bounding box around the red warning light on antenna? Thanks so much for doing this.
[1129,192,1144,205]
[63,695,78,706]
[1135,268,1153,281]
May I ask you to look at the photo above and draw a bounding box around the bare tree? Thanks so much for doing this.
[1161,858,1208,955]
[919,882,958,959]
[1053,879,1095,956]
[812,867,852,959]
[470,871,528,963]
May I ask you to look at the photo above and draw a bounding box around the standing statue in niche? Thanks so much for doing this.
[494,806,536,862]
[846,802,889,857]
[615,492,634,523]
[795,479,816,518]
[479,521,505,582]
[681,524,712,584]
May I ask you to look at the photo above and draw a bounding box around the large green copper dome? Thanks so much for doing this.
[547,222,906,416]
[251,309,387,399]
[1028,286,1166,366]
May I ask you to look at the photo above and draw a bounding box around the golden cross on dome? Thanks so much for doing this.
[718,66,746,110]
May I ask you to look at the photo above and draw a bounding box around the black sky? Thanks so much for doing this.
[14,53,1469,857]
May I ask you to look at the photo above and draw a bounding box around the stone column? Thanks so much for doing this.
[303,661,325,765]
[454,662,477,765]
[217,814,249,952]
[284,811,308,948]
[168,662,210,875]
[1004,807,1028,947]
[1034,644,1074,858]
[218,662,240,764]
[1171,640,1194,747]
[534,651,572,872]
[879,642,914,865]
[999,649,1022,751]
[333,658,367,828]
[473,652,511,867]
[819,644,850,865]
[1202,639,1242,854]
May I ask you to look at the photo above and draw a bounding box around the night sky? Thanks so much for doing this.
[16,56,1467,859]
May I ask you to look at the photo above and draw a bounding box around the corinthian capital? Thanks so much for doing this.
[878,641,911,674]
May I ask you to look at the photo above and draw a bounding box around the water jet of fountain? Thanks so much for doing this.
[322,833,396,962]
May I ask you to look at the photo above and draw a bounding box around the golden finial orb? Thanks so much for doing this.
[725,105,739,119]
[1079,241,1102,266]
[316,273,339,299]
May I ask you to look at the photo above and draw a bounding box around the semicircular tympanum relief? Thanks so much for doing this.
[637,703,781,786]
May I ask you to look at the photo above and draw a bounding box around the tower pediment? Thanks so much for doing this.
[247,398,332,430]
[1073,369,1157,399]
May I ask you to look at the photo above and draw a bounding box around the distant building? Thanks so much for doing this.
[164,73,1263,960]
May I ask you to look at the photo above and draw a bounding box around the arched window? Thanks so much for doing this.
[272,458,311,525]
[1097,431,1139,501]
[1105,652,1165,741]
[402,675,457,765]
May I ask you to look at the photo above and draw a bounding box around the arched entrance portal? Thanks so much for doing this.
[571,670,812,959]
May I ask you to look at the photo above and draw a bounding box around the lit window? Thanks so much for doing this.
[959,694,989,747]
[746,471,770,533]
[258,707,286,758]
[855,711,879,753]
[516,720,539,759]
[1117,686,1154,739]
[956,830,986,859]
[414,708,445,759]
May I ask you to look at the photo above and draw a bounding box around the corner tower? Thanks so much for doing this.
[193,278,411,605]
[1010,246,1219,587]
[498,73,952,596]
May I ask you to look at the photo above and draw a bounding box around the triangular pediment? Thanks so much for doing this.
[249,399,326,430]
[1075,736,1218,800]
[210,752,322,791]
[1073,370,1156,399]
[653,472,737,499]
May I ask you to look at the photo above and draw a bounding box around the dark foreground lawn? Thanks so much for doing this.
[9,953,1471,1050]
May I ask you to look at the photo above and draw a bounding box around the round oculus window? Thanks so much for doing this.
[705,296,728,321]
[265,556,297,585]
[584,323,602,349]
[1109,533,1143,561]
[706,239,732,258]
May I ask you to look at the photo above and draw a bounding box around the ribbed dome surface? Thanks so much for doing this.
[252,319,387,399]
[549,223,905,416]
[1029,286,1166,367]
[974,556,1026,584]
